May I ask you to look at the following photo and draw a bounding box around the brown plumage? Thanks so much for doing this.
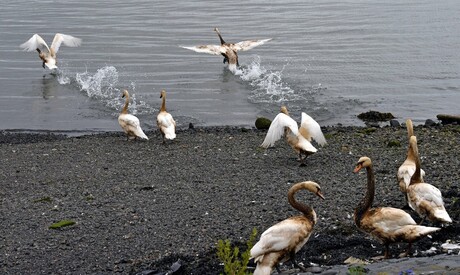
[354,156,440,259]
[250,181,325,275]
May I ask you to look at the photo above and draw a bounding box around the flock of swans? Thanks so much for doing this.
[20,32,453,275]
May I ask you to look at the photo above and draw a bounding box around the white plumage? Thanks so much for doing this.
[118,90,148,140]
[261,107,326,165]
[20,33,81,70]
[157,90,176,143]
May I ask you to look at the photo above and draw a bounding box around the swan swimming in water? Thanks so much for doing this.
[157,90,176,143]
[250,181,325,275]
[20,33,82,70]
[261,106,327,166]
[353,156,440,259]
[118,90,149,140]
[180,28,271,72]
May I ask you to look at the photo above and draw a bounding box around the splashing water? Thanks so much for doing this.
[235,56,298,103]
[74,66,152,115]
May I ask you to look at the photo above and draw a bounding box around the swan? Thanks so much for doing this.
[406,136,452,224]
[397,119,426,204]
[157,90,176,143]
[180,28,271,72]
[118,90,149,140]
[250,181,325,275]
[353,156,440,258]
[20,33,82,70]
[261,106,327,166]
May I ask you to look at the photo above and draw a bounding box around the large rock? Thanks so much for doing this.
[255,117,272,130]
[357,110,395,122]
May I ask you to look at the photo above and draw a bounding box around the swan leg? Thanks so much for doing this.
[290,251,306,271]
[399,243,412,258]
[384,244,391,259]
[418,216,426,225]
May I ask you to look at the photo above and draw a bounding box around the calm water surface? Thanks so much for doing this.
[1,0,459,132]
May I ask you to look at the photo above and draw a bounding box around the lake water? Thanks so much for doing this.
[1,0,459,133]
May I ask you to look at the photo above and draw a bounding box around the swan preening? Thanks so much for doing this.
[157,90,176,143]
[397,119,425,203]
[180,28,271,72]
[353,156,440,258]
[261,106,327,166]
[406,136,452,224]
[20,33,82,70]
[118,90,149,140]
[250,181,324,275]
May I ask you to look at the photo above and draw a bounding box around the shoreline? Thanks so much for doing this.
[1,123,459,274]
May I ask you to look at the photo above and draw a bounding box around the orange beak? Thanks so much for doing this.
[353,164,362,173]
[316,191,325,200]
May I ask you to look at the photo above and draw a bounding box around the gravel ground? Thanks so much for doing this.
[0,124,459,274]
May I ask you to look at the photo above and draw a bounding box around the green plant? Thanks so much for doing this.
[348,264,368,275]
[49,220,76,229]
[217,227,257,275]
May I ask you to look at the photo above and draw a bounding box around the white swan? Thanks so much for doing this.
[354,156,441,258]
[157,90,176,143]
[180,28,271,72]
[261,106,327,165]
[20,33,82,70]
[397,119,426,204]
[406,136,452,224]
[118,90,148,140]
[250,181,325,275]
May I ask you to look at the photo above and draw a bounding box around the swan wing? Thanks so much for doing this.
[299,113,327,146]
[50,33,82,53]
[180,45,226,55]
[20,34,50,53]
[118,114,148,139]
[250,219,307,260]
[261,113,298,148]
[231,38,272,52]
[408,183,451,222]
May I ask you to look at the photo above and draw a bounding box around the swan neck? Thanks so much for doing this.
[355,165,375,225]
[410,140,423,184]
[288,185,316,224]
[216,30,226,45]
[122,94,129,114]
[160,94,166,112]
[406,120,414,139]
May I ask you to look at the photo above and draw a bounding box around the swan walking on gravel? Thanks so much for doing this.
[157,90,176,143]
[118,90,149,140]
[250,181,325,275]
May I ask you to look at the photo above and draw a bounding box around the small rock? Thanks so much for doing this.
[425,119,437,127]
[389,119,400,127]
[255,117,272,130]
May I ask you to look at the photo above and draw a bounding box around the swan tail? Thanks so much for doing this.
[433,209,452,223]
[253,263,272,275]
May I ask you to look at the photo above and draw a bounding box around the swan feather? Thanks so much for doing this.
[50,33,82,53]
[299,112,327,146]
[157,112,176,140]
[180,45,225,56]
[232,38,272,52]
[118,114,148,140]
[261,113,299,148]
[20,34,50,53]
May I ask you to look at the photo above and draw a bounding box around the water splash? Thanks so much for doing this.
[235,56,299,103]
[74,66,152,115]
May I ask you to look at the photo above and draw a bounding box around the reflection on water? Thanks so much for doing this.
[41,75,59,100]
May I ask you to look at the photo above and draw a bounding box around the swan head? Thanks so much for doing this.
[160,89,166,98]
[214,27,220,33]
[122,90,129,98]
[280,106,289,115]
[295,181,325,200]
[354,156,372,173]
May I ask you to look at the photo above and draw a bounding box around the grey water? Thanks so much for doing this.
[1,0,459,132]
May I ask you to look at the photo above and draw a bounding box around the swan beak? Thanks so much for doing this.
[353,164,362,173]
[316,191,325,200]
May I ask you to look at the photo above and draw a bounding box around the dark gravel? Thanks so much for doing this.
[0,125,459,274]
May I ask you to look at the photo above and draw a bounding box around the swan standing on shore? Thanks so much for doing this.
[406,136,452,224]
[180,28,271,72]
[397,119,425,205]
[20,33,82,70]
[118,90,148,140]
[250,181,325,275]
[353,156,440,259]
[261,106,327,166]
[157,90,176,143]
